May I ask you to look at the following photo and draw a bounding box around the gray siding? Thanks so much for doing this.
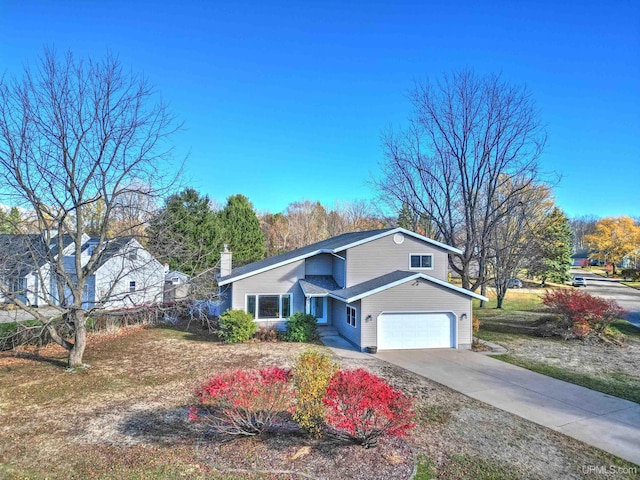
[332,298,361,347]
[332,253,346,287]
[305,254,332,275]
[345,234,450,286]
[231,259,305,315]
[359,279,473,349]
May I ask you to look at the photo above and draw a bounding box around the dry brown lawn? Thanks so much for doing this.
[0,324,637,479]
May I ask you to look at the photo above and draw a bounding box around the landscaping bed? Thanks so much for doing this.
[1,323,637,479]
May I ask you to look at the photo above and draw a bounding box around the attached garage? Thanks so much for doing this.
[377,312,456,350]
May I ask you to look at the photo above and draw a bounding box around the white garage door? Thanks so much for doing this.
[377,312,455,350]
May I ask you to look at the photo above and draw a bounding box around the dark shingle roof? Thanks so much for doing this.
[330,270,489,302]
[219,229,394,284]
[92,237,134,270]
[0,234,48,276]
[48,234,75,258]
[331,271,416,301]
[299,275,341,296]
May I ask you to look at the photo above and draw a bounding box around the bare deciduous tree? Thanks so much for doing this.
[487,183,554,307]
[0,49,180,368]
[569,215,599,251]
[377,69,547,291]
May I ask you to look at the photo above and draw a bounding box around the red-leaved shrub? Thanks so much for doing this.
[190,366,293,436]
[323,369,415,448]
[542,289,625,339]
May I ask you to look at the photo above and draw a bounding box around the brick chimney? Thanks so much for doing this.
[220,244,232,278]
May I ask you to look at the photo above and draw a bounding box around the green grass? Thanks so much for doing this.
[439,455,520,480]
[414,454,437,480]
[415,453,530,480]
[492,355,640,404]
[621,281,640,290]
[609,319,640,337]
[416,403,456,425]
[473,291,544,313]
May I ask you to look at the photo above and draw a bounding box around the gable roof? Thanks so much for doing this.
[0,234,48,276]
[91,237,134,270]
[329,270,489,303]
[299,275,341,296]
[218,228,462,286]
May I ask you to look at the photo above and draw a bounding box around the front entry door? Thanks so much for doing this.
[307,297,327,324]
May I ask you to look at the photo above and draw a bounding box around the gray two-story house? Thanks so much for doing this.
[218,228,487,351]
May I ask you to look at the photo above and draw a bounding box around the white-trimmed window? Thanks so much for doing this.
[6,278,25,293]
[346,305,357,328]
[129,281,136,292]
[246,294,292,320]
[409,254,433,270]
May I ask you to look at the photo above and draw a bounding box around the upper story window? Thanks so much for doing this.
[410,254,433,270]
[129,281,136,292]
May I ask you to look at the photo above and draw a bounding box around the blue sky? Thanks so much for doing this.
[1,0,638,218]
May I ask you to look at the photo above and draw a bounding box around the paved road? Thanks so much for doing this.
[0,306,60,324]
[377,349,640,465]
[571,268,640,327]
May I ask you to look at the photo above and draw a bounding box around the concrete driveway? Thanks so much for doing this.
[571,268,640,327]
[376,348,640,465]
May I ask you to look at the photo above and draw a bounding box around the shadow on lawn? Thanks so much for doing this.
[155,322,220,343]
[2,350,67,368]
[119,406,205,443]
[119,406,415,479]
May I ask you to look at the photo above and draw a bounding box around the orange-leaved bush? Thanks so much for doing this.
[190,366,293,436]
[323,369,415,448]
[542,289,625,339]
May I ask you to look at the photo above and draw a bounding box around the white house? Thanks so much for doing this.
[0,233,164,310]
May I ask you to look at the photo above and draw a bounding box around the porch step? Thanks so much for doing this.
[317,326,339,337]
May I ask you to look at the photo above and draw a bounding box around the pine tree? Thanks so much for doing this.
[219,194,265,264]
[397,203,414,230]
[147,188,222,275]
[527,207,573,286]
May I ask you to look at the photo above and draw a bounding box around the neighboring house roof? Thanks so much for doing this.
[329,270,488,303]
[91,237,135,271]
[299,275,340,296]
[48,234,75,258]
[219,228,462,286]
[0,234,48,276]
[166,270,189,283]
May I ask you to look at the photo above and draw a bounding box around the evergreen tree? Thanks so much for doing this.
[219,194,265,264]
[147,188,222,275]
[397,203,414,230]
[0,207,22,233]
[527,207,573,286]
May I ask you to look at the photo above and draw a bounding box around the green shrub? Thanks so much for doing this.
[217,310,257,343]
[293,349,338,437]
[284,312,318,342]
[0,320,44,351]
